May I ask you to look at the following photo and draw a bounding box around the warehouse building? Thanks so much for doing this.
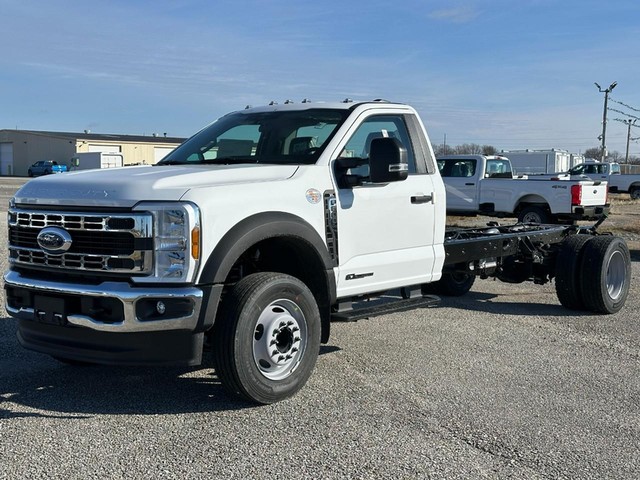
[0,129,185,176]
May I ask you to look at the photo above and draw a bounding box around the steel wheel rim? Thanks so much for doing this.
[252,299,307,381]
[522,211,542,223]
[605,250,626,300]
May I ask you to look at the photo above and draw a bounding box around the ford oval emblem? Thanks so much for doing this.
[37,227,72,255]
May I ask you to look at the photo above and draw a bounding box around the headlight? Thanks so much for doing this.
[132,201,201,283]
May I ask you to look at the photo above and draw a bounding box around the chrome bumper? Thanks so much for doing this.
[4,270,204,333]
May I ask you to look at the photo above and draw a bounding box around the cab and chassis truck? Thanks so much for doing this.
[4,100,632,404]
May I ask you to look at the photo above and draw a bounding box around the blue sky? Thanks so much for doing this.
[2,0,640,156]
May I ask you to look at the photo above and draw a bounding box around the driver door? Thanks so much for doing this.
[333,112,439,298]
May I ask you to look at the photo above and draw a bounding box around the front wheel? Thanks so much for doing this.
[213,272,321,404]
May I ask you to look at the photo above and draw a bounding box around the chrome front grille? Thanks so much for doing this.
[8,208,154,274]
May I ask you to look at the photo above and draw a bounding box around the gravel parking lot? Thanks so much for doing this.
[1,178,639,479]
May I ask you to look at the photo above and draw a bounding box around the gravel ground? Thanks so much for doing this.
[1,178,639,479]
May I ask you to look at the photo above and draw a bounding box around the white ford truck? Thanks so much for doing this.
[437,155,610,224]
[561,161,640,199]
[4,100,631,404]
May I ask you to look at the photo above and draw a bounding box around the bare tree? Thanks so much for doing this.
[609,150,622,162]
[482,145,498,156]
[433,143,499,156]
[583,147,602,160]
[454,143,483,154]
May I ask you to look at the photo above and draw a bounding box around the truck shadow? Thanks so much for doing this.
[0,320,341,419]
[438,291,593,317]
[0,360,245,419]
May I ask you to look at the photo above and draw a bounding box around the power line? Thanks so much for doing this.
[610,97,640,113]
[608,107,640,121]
[613,118,640,127]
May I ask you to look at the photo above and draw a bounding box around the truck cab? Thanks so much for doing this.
[436,155,513,212]
[568,161,620,180]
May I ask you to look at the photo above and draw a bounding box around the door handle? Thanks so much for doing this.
[411,194,433,204]
[465,182,475,186]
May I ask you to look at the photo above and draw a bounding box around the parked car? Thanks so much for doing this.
[27,160,68,177]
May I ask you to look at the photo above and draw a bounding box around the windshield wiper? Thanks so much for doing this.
[200,156,258,165]
[156,160,185,165]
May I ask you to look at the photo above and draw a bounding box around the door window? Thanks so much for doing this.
[340,115,417,177]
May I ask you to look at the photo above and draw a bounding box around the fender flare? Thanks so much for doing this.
[197,212,336,342]
[199,211,335,285]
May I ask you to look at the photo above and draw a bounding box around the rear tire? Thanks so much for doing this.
[630,188,640,200]
[518,206,550,224]
[579,236,631,314]
[212,272,321,404]
[426,272,475,296]
[554,234,592,310]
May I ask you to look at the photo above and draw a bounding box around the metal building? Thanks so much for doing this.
[0,130,185,176]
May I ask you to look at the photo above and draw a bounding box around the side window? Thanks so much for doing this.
[485,159,512,178]
[438,159,477,177]
[341,115,417,176]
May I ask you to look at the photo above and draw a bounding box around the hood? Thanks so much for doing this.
[13,164,299,208]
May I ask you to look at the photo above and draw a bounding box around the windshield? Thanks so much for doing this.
[158,108,349,166]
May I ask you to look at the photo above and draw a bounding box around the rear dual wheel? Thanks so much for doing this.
[425,272,475,297]
[555,235,630,314]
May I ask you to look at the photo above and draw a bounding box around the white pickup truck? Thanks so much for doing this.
[562,161,640,199]
[4,100,631,404]
[437,155,609,224]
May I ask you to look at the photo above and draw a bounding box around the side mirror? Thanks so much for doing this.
[368,137,409,183]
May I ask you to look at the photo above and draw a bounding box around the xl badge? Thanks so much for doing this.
[37,227,72,255]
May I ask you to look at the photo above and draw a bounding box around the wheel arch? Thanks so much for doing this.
[200,212,336,342]
[514,195,550,212]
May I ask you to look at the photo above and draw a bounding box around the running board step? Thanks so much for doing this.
[331,295,440,322]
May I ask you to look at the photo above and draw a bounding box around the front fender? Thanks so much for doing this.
[199,211,335,285]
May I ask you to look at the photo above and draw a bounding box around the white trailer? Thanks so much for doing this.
[71,152,124,170]
[501,149,573,175]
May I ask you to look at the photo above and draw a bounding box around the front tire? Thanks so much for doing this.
[213,272,321,404]
[579,236,631,314]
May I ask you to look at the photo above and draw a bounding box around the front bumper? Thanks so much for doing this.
[5,270,204,333]
[4,270,222,366]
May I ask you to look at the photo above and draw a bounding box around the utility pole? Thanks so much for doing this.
[624,119,637,164]
[595,81,617,162]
